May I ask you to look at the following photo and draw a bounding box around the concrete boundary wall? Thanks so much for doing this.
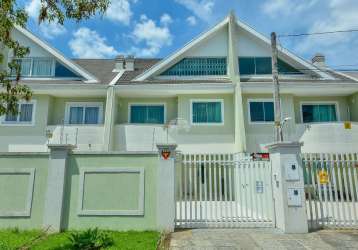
[0,151,159,231]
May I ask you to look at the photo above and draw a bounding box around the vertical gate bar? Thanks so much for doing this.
[304,155,314,229]
[348,153,357,226]
[342,154,352,227]
[237,158,243,223]
[234,154,239,226]
[184,154,188,227]
[253,161,259,225]
[193,154,197,225]
[326,153,335,227]
[208,154,213,223]
[236,156,242,226]
[214,154,218,225]
[315,154,324,226]
[198,154,203,226]
[249,161,255,222]
[336,153,346,227]
[243,162,249,222]
[189,153,193,227]
[352,153,358,226]
[320,153,329,226]
[228,154,234,227]
[309,154,319,228]
[178,154,183,227]
[266,160,274,226]
[204,154,208,226]
[258,161,265,223]
[330,153,340,227]
[219,154,223,226]
[223,154,228,227]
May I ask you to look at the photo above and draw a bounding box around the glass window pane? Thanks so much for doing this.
[84,107,99,124]
[278,59,302,74]
[255,57,272,74]
[130,106,147,123]
[192,103,208,123]
[207,102,222,123]
[302,105,314,123]
[19,104,33,122]
[5,105,19,122]
[55,61,80,78]
[32,58,53,76]
[69,107,84,124]
[11,59,31,76]
[250,102,264,122]
[147,106,165,124]
[239,58,255,75]
[263,102,274,122]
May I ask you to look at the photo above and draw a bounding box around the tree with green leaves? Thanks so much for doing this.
[0,0,110,116]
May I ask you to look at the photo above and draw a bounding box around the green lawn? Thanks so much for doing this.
[0,229,160,250]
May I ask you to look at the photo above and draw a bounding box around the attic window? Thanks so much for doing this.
[161,57,227,76]
[10,57,80,78]
[238,57,302,75]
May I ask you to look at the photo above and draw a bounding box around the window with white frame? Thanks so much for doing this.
[65,103,103,125]
[191,100,223,124]
[129,104,165,124]
[1,101,36,125]
[248,100,274,123]
[10,57,55,77]
[301,103,338,123]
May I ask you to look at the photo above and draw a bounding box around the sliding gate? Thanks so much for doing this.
[303,153,358,229]
[175,153,275,228]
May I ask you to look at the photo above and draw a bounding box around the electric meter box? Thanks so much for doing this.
[285,161,300,181]
[287,188,303,207]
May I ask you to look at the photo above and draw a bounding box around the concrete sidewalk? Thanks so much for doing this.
[169,228,358,250]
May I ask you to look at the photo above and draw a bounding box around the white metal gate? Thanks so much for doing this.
[303,153,358,229]
[175,153,275,228]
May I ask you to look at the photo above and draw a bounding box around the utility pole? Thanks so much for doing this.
[271,32,283,142]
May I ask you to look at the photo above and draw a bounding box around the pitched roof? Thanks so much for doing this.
[116,58,161,83]
[72,59,118,85]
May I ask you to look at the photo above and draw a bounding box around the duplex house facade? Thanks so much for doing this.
[1,13,358,154]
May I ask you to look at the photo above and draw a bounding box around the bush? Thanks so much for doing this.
[68,228,113,250]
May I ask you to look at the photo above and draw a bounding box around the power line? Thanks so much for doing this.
[278,29,358,38]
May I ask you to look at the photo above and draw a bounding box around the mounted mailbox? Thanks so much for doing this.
[287,188,303,207]
[285,161,300,181]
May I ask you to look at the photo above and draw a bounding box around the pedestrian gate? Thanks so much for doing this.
[175,153,275,228]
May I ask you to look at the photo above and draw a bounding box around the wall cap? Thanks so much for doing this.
[266,141,303,151]
[156,144,178,150]
[47,144,76,151]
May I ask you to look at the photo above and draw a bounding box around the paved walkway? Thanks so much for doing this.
[169,228,358,250]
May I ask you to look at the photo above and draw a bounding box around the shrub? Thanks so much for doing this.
[68,228,113,250]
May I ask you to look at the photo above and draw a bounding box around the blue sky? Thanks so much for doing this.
[22,0,358,69]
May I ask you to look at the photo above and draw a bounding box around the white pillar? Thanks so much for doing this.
[43,144,74,232]
[103,86,117,151]
[156,143,177,232]
[267,142,308,233]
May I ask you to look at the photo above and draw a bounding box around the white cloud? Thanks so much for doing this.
[295,0,358,55]
[25,0,66,39]
[262,0,318,18]
[160,13,173,26]
[39,22,67,39]
[69,27,118,58]
[25,0,41,19]
[175,0,214,22]
[186,16,197,26]
[105,0,135,25]
[129,15,173,57]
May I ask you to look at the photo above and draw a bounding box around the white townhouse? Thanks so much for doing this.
[1,13,358,154]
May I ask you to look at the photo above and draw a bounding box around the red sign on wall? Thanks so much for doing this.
[161,150,171,160]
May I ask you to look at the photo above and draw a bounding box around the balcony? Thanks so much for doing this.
[47,125,105,151]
